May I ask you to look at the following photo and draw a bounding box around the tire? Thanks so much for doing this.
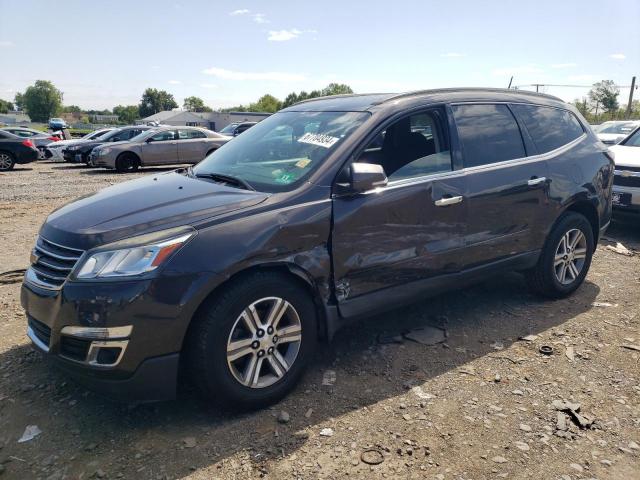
[525,212,594,298]
[186,272,317,410]
[0,151,15,171]
[115,153,139,173]
[206,148,216,157]
[37,147,46,160]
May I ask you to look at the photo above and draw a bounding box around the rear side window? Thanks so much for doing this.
[452,104,525,167]
[511,104,584,154]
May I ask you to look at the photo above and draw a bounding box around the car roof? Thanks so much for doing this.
[282,88,567,112]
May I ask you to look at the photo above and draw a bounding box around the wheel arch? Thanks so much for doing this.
[562,199,600,242]
[181,262,331,354]
[116,150,141,167]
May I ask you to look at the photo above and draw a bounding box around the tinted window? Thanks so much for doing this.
[620,127,640,147]
[452,104,525,167]
[149,130,176,142]
[356,109,451,181]
[512,104,583,153]
[178,129,206,139]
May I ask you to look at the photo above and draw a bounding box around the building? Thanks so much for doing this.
[90,114,119,123]
[0,112,31,125]
[138,110,271,131]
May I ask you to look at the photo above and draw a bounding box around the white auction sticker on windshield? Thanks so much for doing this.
[297,132,340,149]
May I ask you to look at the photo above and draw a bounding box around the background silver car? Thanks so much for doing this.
[89,126,231,172]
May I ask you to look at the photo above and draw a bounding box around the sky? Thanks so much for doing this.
[0,0,638,110]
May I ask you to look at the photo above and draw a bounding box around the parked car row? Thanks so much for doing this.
[46,125,232,172]
[1,126,62,159]
[594,120,640,145]
[0,130,40,170]
[609,125,640,215]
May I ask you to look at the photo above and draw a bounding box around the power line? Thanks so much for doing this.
[513,83,636,89]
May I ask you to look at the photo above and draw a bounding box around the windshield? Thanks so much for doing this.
[129,130,153,143]
[86,129,110,140]
[599,122,638,134]
[620,127,640,147]
[194,111,369,192]
[219,123,239,135]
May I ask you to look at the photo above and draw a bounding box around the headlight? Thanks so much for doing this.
[98,148,111,156]
[75,231,194,279]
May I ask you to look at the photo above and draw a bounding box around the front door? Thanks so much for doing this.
[331,108,467,317]
[142,129,178,165]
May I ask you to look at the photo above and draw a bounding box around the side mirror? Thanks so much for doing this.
[350,162,388,193]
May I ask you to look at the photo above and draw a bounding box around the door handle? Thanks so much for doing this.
[527,176,547,186]
[435,195,463,207]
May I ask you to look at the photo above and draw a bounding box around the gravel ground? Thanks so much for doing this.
[0,161,639,480]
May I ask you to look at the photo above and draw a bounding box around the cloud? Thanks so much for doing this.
[0,41,14,48]
[440,52,465,58]
[168,80,181,84]
[610,53,625,60]
[252,13,268,24]
[202,66,306,82]
[199,83,218,89]
[551,63,577,68]
[229,9,250,15]
[491,65,544,76]
[268,29,302,41]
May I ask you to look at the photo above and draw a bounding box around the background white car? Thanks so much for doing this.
[609,126,640,213]
[596,120,640,145]
[45,128,115,161]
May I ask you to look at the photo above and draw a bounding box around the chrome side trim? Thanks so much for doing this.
[614,169,640,178]
[27,326,50,353]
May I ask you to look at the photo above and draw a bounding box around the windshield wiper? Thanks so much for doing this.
[193,170,255,191]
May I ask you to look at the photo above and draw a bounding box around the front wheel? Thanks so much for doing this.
[115,153,139,173]
[0,151,15,171]
[525,212,594,298]
[187,272,317,410]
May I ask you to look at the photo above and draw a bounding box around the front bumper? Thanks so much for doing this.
[88,150,116,168]
[62,150,86,163]
[20,274,198,402]
[612,182,640,214]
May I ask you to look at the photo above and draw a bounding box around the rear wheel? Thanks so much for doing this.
[0,151,15,171]
[525,212,594,298]
[37,147,47,160]
[186,272,317,410]
[115,153,139,173]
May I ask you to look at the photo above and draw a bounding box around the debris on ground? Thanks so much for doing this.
[376,332,404,344]
[0,269,26,285]
[621,344,640,352]
[182,437,197,449]
[17,425,42,443]
[360,449,384,465]
[321,370,336,386]
[565,346,575,361]
[277,411,290,424]
[539,345,554,355]
[606,242,634,256]
[519,334,539,342]
[552,400,595,431]
[403,326,447,345]
[319,428,334,437]
[591,301,617,308]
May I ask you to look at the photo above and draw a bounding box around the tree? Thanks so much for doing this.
[0,99,14,114]
[571,97,590,118]
[16,80,63,122]
[13,93,24,110]
[62,105,82,113]
[113,105,140,124]
[281,83,354,108]
[183,96,212,112]
[321,83,353,96]
[138,88,178,117]
[588,80,619,115]
[249,94,282,113]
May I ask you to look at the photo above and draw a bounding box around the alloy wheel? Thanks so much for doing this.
[226,297,302,389]
[37,147,46,160]
[554,228,587,285]
[0,153,13,170]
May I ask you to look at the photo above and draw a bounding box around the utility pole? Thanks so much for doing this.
[508,76,513,89]
[626,76,636,119]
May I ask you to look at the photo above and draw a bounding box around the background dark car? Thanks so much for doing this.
[63,126,154,164]
[1,127,61,159]
[0,130,39,170]
[218,121,256,136]
[48,118,68,130]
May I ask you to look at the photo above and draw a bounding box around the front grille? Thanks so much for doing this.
[28,316,51,347]
[60,336,91,361]
[30,237,84,289]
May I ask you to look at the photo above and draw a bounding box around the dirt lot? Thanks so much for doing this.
[0,161,639,480]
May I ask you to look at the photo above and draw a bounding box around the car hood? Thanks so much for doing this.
[40,171,269,250]
[598,133,625,143]
[610,145,640,168]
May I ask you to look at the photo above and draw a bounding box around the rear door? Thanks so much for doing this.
[177,129,207,163]
[451,103,551,269]
[331,107,468,317]
[141,130,178,165]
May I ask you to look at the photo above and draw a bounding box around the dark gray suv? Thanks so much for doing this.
[21,89,613,409]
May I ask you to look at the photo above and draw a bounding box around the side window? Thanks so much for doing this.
[355,109,452,181]
[178,129,206,139]
[452,104,525,167]
[149,130,176,142]
[511,104,584,154]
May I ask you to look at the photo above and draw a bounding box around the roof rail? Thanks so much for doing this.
[290,93,390,107]
[374,87,563,104]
